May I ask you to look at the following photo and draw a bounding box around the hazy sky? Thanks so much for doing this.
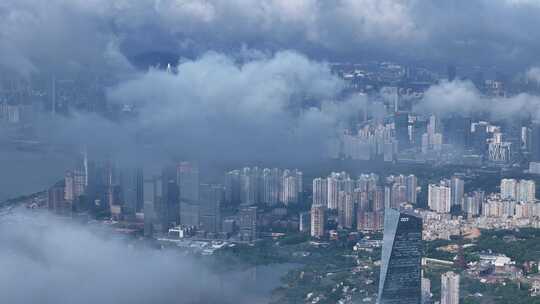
[2,0,540,183]
[3,0,540,76]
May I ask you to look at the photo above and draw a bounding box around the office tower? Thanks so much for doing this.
[413,119,428,147]
[177,162,199,202]
[450,176,464,207]
[119,167,144,216]
[394,112,410,150]
[471,122,489,152]
[310,205,325,238]
[178,162,200,226]
[378,209,423,304]
[421,277,431,304]
[313,178,328,207]
[428,183,451,213]
[143,175,161,237]
[500,178,518,200]
[337,191,355,229]
[530,121,540,162]
[148,175,167,232]
[441,272,460,304]
[238,206,257,241]
[444,116,471,148]
[224,170,241,206]
[143,201,155,237]
[517,179,536,202]
[199,184,223,234]
[405,175,417,205]
[165,178,180,226]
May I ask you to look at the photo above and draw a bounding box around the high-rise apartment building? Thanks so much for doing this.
[405,175,417,205]
[313,178,328,207]
[337,191,355,229]
[310,205,325,238]
[500,178,518,200]
[428,183,452,213]
[450,176,464,207]
[517,179,536,202]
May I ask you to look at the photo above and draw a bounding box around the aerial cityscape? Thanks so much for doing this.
[3,1,540,304]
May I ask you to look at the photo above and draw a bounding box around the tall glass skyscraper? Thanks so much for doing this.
[378,208,423,304]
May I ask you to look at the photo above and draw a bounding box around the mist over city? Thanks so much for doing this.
[4,1,540,304]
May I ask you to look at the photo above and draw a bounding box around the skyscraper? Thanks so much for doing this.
[313,178,328,207]
[199,184,223,234]
[337,191,355,229]
[240,167,258,206]
[530,121,540,162]
[177,162,199,202]
[428,182,452,213]
[405,175,417,205]
[281,171,300,205]
[120,167,144,217]
[327,175,340,210]
[394,112,410,151]
[450,176,464,208]
[224,170,241,206]
[262,168,280,206]
[517,179,536,202]
[178,162,200,226]
[500,178,518,200]
[378,208,423,304]
[441,271,460,304]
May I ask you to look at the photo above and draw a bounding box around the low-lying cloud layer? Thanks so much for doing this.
[416,80,540,120]
[36,51,365,166]
[0,209,286,304]
[3,0,540,77]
